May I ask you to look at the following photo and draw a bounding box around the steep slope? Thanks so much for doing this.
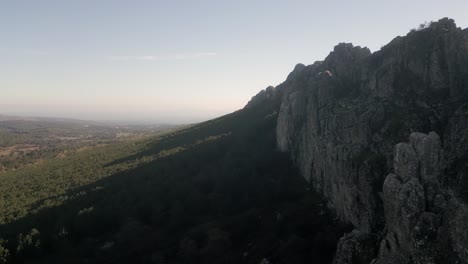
[0,95,348,263]
[250,18,468,263]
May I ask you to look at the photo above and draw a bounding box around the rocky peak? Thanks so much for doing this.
[244,86,277,109]
[326,43,370,64]
[329,43,371,61]
[285,63,307,81]
[428,17,458,32]
[321,43,371,80]
[292,63,306,74]
[272,18,468,263]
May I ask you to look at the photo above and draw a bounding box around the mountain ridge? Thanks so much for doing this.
[248,17,468,263]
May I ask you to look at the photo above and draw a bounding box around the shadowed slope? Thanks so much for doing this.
[0,99,349,264]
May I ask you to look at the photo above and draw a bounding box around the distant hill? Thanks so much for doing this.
[0,114,90,123]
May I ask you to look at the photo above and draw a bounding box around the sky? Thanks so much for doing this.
[1,0,467,124]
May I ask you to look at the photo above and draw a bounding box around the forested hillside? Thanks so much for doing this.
[0,118,165,173]
[0,98,347,263]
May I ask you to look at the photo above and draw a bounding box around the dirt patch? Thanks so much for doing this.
[0,146,15,156]
[0,145,39,157]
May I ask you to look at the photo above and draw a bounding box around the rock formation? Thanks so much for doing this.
[249,18,468,263]
[245,86,277,109]
[374,132,468,264]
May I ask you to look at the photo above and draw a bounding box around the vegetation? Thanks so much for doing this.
[0,118,169,173]
[409,21,433,32]
[0,103,349,263]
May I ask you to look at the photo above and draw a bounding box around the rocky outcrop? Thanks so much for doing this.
[373,132,468,263]
[333,230,380,264]
[258,18,468,263]
[245,86,278,109]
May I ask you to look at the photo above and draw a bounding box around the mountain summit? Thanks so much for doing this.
[249,17,468,263]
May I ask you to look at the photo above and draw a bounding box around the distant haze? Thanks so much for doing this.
[0,104,225,124]
[1,1,467,124]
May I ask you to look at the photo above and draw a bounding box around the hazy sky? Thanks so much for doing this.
[1,0,467,123]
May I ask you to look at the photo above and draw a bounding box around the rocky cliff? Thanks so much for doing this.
[248,18,468,263]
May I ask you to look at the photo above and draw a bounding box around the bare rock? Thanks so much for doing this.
[410,132,442,184]
[333,230,380,264]
[383,174,425,256]
[393,143,419,182]
[445,199,468,263]
[412,212,439,264]
[245,86,277,109]
[272,17,468,264]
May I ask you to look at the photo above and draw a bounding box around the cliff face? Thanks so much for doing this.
[250,18,468,263]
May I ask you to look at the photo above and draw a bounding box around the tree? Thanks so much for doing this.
[0,239,9,264]
[16,228,41,256]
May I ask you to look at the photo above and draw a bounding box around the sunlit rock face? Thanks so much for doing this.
[265,18,468,263]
